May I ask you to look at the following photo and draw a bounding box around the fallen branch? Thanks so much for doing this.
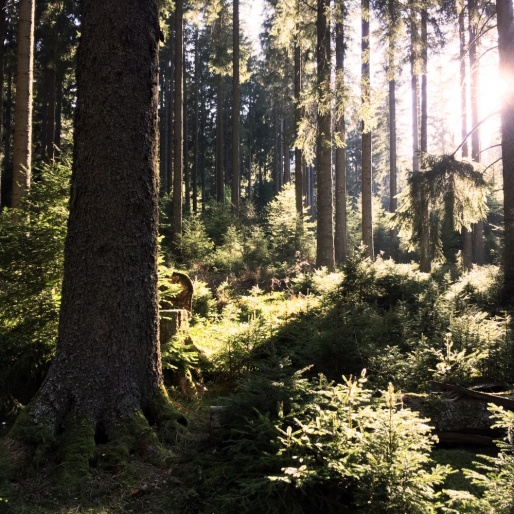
[431,381,514,411]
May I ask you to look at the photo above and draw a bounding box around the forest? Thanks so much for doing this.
[1,0,514,512]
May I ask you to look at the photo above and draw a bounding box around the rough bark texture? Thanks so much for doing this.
[335,19,347,264]
[460,1,473,269]
[316,0,335,270]
[216,73,225,204]
[9,0,182,465]
[11,0,35,209]
[172,0,184,244]
[231,0,240,214]
[361,0,374,259]
[469,0,484,265]
[497,0,514,303]
[0,0,6,209]
[294,39,303,218]
[388,0,398,262]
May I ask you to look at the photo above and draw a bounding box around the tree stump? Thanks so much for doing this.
[159,309,189,345]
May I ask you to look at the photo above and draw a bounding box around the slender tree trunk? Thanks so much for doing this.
[0,0,6,210]
[361,0,373,259]
[193,25,199,214]
[388,60,398,262]
[184,66,190,213]
[335,17,347,264]
[216,74,225,204]
[496,0,514,302]
[284,114,291,184]
[316,0,335,269]
[231,0,240,213]
[12,0,35,209]
[294,38,304,217]
[469,0,484,264]
[45,65,56,163]
[166,15,175,195]
[410,2,430,272]
[55,70,63,157]
[2,66,12,207]
[420,9,428,154]
[460,0,473,268]
[172,0,184,245]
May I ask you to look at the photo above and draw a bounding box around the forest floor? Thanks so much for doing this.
[1,402,212,514]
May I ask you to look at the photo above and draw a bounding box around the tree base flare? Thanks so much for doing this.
[2,388,187,494]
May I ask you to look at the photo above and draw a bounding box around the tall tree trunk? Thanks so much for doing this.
[284,114,291,184]
[184,66,190,213]
[469,0,484,264]
[497,0,514,302]
[361,0,373,259]
[420,9,428,154]
[335,16,347,264]
[55,70,63,157]
[12,0,35,209]
[388,56,398,262]
[172,0,184,245]
[45,65,56,163]
[410,2,430,272]
[193,25,199,214]
[166,15,175,196]
[294,35,304,218]
[316,0,335,269]
[216,74,225,204]
[0,0,6,210]
[231,0,240,214]
[2,66,12,208]
[460,0,473,268]
[8,0,184,478]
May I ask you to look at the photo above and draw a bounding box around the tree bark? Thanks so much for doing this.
[0,0,6,210]
[7,0,185,483]
[469,0,484,265]
[497,0,514,303]
[335,17,347,264]
[12,0,35,209]
[231,0,240,214]
[316,0,335,270]
[193,25,199,214]
[172,0,184,245]
[294,37,304,218]
[388,0,398,262]
[459,0,473,269]
[216,74,225,204]
[361,0,373,259]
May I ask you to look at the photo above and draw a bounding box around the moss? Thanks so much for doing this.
[7,406,56,470]
[143,386,188,428]
[55,417,95,495]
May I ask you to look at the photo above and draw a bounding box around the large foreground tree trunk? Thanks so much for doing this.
[497,0,514,303]
[8,0,184,485]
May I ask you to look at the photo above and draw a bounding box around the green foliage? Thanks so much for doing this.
[444,404,514,513]
[176,215,214,269]
[212,370,452,513]
[266,184,315,265]
[395,154,488,263]
[0,162,70,416]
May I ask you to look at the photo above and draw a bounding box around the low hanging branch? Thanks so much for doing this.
[394,154,488,262]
